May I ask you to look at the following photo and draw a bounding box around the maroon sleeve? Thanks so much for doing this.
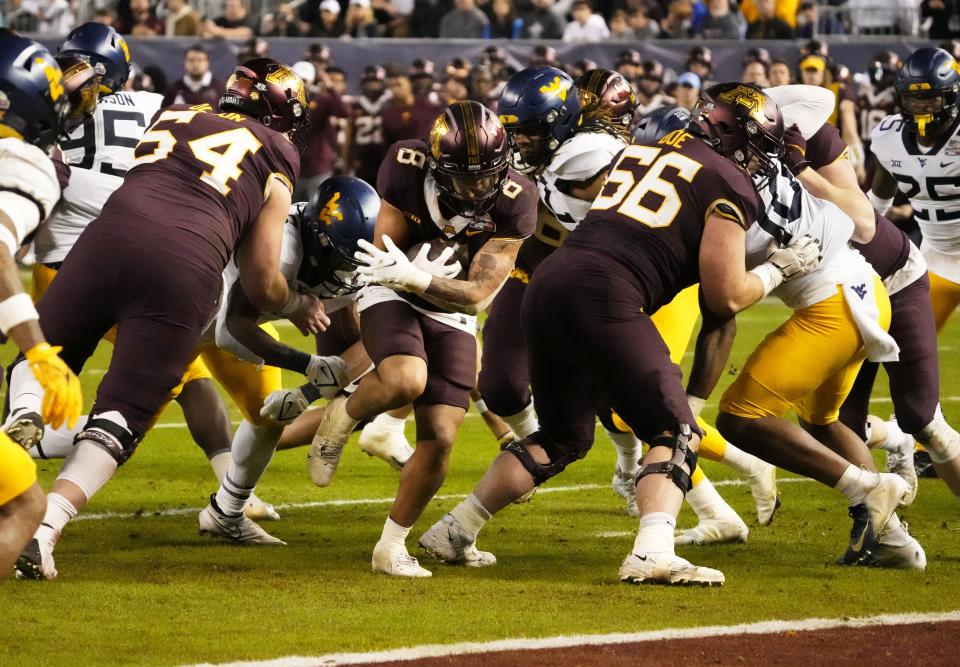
[697,151,758,230]
[491,170,537,239]
[51,153,70,190]
[262,131,301,194]
[806,123,848,170]
[376,140,428,211]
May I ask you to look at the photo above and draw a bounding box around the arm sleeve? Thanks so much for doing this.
[763,84,836,139]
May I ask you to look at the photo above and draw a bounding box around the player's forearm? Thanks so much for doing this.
[417,275,504,316]
[702,275,765,318]
[0,249,43,352]
[796,169,875,243]
[221,315,310,372]
[687,313,736,401]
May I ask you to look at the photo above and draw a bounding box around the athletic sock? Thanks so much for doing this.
[449,493,492,539]
[6,358,44,419]
[379,516,411,548]
[721,442,766,478]
[835,464,880,506]
[501,403,539,439]
[35,492,77,548]
[632,512,676,556]
[684,477,734,520]
[881,419,914,454]
[606,429,641,476]
[918,410,960,464]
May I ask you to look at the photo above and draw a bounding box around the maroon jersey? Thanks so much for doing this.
[857,84,898,145]
[806,123,910,280]
[96,104,299,275]
[380,96,443,149]
[565,133,758,314]
[348,93,389,186]
[300,92,350,178]
[376,139,537,311]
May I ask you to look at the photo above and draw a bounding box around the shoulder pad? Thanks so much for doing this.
[0,138,60,221]
[548,132,626,182]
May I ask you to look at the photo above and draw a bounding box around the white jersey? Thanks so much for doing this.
[536,130,626,228]
[870,113,960,282]
[34,90,163,264]
[214,202,358,365]
[0,138,60,255]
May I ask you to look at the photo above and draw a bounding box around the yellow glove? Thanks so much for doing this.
[25,343,82,430]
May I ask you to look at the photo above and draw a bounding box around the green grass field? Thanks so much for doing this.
[3,298,959,667]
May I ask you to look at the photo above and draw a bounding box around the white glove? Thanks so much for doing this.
[411,244,462,279]
[261,387,311,424]
[354,236,432,293]
[306,355,348,399]
[768,234,822,279]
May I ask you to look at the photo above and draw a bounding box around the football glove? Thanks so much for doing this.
[782,124,810,177]
[25,343,82,430]
[411,244,462,279]
[767,234,822,280]
[261,386,312,424]
[355,236,432,293]
[306,354,348,400]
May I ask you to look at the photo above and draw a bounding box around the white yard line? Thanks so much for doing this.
[74,477,813,523]
[183,609,960,667]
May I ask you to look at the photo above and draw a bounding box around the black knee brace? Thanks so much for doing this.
[635,424,698,494]
[76,417,141,465]
[502,436,581,486]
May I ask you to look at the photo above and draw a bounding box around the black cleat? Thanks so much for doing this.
[836,504,875,565]
[914,449,939,478]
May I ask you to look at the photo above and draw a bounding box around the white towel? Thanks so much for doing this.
[840,275,900,363]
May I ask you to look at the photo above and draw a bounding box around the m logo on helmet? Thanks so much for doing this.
[429,114,449,159]
[318,192,343,226]
[716,85,768,125]
[265,66,307,106]
[539,76,569,101]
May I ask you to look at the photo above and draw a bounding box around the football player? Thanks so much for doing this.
[0,33,85,583]
[421,85,816,586]
[12,58,309,581]
[345,65,389,187]
[867,46,960,496]
[715,83,920,569]
[311,101,537,576]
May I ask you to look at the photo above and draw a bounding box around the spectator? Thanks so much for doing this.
[260,2,305,36]
[485,0,523,38]
[685,45,713,85]
[380,69,442,148]
[344,0,386,37]
[800,54,866,181]
[296,70,351,201]
[673,71,700,111]
[201,0,257,40]
[608,10,635,38]
[627,5,661,38]
[93,8,116,25]
[310,0,345,36]
[410,0,454,37]
[521,0,565,40]
[469,65,498,110]
[694,0,745,39]
[921,0,960,39]
[659,0,693,38]
[747,0,793,38]
[741,59,770,86]
[166,0,202,36]
[528,44,558,67]
[439,0,489,37]
[768,58,793,86]
[163,45,224,107]
[410,59,440,101]
[446,56,472,81]
[635,60,674,115]
[616,49,643,82]
[563,0,610,43]
[795,1,845,37]
[739,0,798,27]
[442,75,469,103]
[115,0,162,35]
[5,0,39,32]
[371,0,412,37]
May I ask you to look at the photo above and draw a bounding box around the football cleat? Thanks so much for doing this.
[836,503,872,565]
[4,410,45,451]
[885,434,919,505]
[306,396,352,487]
[357,420,414,470]
[618,552,724,586]
[372,542,432,577]
[419,514,496,567]
[198,495,286,546]
[675,514,748,546]
[864,522,927,570]
[865,473,909,536]
[243,493,280,522]
[611,466,640,517]
[14,538,57,581]
[914,449,938,479]
[746,462,780,526]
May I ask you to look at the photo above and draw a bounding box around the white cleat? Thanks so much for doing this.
[865,473,910,539]
[885,433,919,506]
[306,396,352,487]
[243,493,280,521]
[199,496,286,546]
[746,462,780,526]
[419,514,496,567]
[358,421,414,470]
[618,552,724,586]
[14,538,57,581]
[675,514,749,546]
[866,523,926,570]
[372,542,432,577]
[611,467,640,517]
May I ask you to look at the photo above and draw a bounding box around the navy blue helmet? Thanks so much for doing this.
[298,176,379,296]
[60,23,131,96]
[497,66,581,172]
[0,32,69,152]
[895,47,960,138]
[632,105,691,144]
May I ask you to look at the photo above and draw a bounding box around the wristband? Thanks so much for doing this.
[283,348,311,374]
[749,262,784,297]
[867,190,893,216]
[473,398,488,414]
[686,394,706,419]
[0,293,39,335]
[301,382,321,403]
[278,291,303,316]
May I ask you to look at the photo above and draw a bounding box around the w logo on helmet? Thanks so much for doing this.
[38,59,63,102]
[539,76,569,101]
[716,85,768,124]
[318,192,343,226]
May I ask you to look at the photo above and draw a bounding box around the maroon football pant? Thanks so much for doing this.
[520,247,697,458]
[35,226,222,438]
[838,273,940,439]
[478,276,531,416]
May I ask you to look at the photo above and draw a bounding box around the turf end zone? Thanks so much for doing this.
[186,610,960,667]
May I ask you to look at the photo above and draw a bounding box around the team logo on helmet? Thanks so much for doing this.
[429,113,449,159]
[716,85,768,126]
[264,65,307,106]
[117,35,130,63]
[539,75,569,101]
[39,59,64,102]
[318,192,343,226]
